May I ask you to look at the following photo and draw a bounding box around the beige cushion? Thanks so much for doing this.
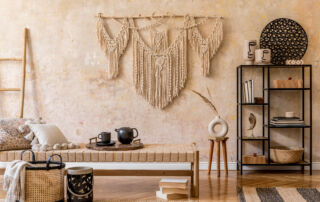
[29,124,68,146]
[0,129,31,151]
[0,118,32,151]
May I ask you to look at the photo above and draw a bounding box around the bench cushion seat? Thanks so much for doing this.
[0,144,195,163]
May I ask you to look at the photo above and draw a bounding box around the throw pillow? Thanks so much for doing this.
[0,118,33,137]
[28,124,68,145]
[0,129,31,151]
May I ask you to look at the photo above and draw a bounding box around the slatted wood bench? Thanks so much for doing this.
[0,144,199,197]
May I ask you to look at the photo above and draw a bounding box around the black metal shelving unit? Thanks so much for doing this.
[236,64,312,175]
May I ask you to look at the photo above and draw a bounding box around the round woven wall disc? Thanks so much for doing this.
[260,18,308,65]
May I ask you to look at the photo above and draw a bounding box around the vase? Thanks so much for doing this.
[255,49,271,64]
[208,115,228,138]
[243,40,257,65]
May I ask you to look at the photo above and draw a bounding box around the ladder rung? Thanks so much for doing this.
[0,58,23,61]
[0,88,21,92]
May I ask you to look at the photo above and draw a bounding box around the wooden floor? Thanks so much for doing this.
[1,170,320,201]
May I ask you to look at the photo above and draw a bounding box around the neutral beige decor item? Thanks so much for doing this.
[285,59,304,65]
[28,124,80,152]
[131,18,188,109]
[273,78,303,88]
[3,160,32,202]
[0,118,35,151]
[97,15,129,79]
[285,111,295,118]
[255,49,271,64]
[242,154,266,164]
[243,40,257,65]
[270,146,304,164]
[187,16,223,76]
[192,88,228,138]
[22,151,65,202]
[29,124,68,145]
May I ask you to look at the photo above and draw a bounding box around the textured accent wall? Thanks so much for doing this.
[0,0,318,161]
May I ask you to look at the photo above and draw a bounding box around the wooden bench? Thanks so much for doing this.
[0,144,199,197]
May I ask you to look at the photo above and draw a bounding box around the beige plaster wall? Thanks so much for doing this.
[0,0,319,161]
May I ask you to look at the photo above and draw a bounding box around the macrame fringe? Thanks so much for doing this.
[131,19,187,109]
[188,16,223,76]
[97,16,129,79]
[96,16,224,109]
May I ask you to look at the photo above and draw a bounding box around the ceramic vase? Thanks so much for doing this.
[208,115,228,138]
[243,40,257,65]
[255,49,271,64]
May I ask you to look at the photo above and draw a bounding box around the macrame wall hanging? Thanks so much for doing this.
[96,14,223,109]
[97,15,130,79]
[187,16,223,76]
[131,19,187,108]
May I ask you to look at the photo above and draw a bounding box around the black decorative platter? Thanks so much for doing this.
[260,18,308,65]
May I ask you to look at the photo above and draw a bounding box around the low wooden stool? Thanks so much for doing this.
[208,137,229,177]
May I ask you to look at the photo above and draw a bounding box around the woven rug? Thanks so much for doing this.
[238,187,320,202]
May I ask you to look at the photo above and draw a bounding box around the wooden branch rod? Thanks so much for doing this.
[95,14,223,19]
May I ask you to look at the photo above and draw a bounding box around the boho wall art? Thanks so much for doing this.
[187,16,223,76]
[96,14,224,109]
[260,18,308,65]
[97,15,130,79]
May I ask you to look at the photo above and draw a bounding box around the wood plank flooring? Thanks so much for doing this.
[0,171,320,201]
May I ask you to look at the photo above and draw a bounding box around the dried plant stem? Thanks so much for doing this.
[192,89,218,114]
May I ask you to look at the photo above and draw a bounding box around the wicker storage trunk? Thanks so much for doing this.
[21,150,65,202]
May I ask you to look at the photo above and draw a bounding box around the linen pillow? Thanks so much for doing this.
[0,129,31,151]
[0,118,33,137]
[28,124,69,145]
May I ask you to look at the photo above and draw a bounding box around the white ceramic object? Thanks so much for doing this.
[243,40,257,65]
[208,115,228,138]
[255,49,271,64]
[285,112,295,118]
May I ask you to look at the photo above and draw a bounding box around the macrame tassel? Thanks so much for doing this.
[97,16,129,79]
[187,16,223,76]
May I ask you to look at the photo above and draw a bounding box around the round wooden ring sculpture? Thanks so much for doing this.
[208,116,228,138]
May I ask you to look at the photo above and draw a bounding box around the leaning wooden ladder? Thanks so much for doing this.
[0,28,27,118]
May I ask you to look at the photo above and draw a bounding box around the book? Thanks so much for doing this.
[272,117,301,121]
[156,190,188,200]
[159,178,188,189]
[270,120,304,124]
[245,81,249,103]
[251,80,254,103]
[248,80,252,103]
[160,187,188,195]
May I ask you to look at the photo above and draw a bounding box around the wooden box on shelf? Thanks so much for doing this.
[243,154,266,164]
[273,78,303,88]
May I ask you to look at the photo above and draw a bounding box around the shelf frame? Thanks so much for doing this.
[236,64,312,175]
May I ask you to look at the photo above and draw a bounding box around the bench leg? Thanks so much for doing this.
[192,150,199,198]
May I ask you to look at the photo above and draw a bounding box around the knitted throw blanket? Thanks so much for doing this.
[3,160,32,202]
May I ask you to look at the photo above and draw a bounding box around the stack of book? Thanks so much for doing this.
[243,80,254,103]
[156,178,188,200]
[270,117,304,126]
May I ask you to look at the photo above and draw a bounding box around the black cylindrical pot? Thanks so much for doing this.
[67,167,93,202]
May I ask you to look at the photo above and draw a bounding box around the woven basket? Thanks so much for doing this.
[21,150,65,202]
[270,147,304,164]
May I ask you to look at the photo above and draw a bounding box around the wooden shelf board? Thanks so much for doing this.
[265,88,310,91]
[0,58,23,61]
[0,88,21,92]
[239,161,310,166]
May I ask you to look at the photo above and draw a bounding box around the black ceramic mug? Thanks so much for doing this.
[98,132,111,143]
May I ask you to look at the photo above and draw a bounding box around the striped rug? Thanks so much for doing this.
[238,187,320,202]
